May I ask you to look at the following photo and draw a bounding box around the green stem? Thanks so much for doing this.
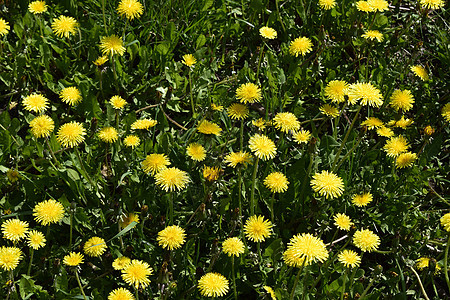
[334,131,364,171]
[169,193,174,225]
[239,120,244,151]
[256,43,265,83]
[46,138,61,168]
[27,248,34,276]
[189,70,195,117]
[250,157,260,215]
[232,256,237,300]
[289,263,305,300]
[359,278,374,299]
[270,193,275,223]
[111,55,119,92]
[340,269,348,300]
[69,206,74,251]
[237,167,243,236]
[409,266,430,300]
[135,286,140,300]
[445,233,450,293]
[122,18,128,42]
[275,0,286,32]
[75,147,95,189]
[75,271,87,300]
[102,0,108,34]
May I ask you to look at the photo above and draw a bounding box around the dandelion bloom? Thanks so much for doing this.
[33,199,65,225]
[368,0,389,11]
[395,152,417,168]
[182,54,197,67]
[224,151,252,168]
[100,35,126,56]
[263,286,277,300]
[119,213,139,229]
[244,215,273,242]
[395,116,414,129]
[236,83,262,104]
[334,213,353,231]
[376,126,394,137]
[123,135,140,148]
[154,167,190,192]
[29,1,47,14]
[94,55,109,66]
[117,0,144,20]
[60,87,82,106]
[410,65,429,81]
[252,118,267,130]
[142,153,170,175]
[84,237,107,257]
[283,233,329,267]
[0,247,23,271]
[122,259,153,289]
[259,26,277,39]
[273,112,300,133]
[289,37,313,57]
[362,30,383,42]
[211,103,223,111]
[228,103,249,120]
[356,2,373,13]
[320,104,339,118]
[420,0,445,9]
[63,252,84,266]
[416,257,441,274]
[310,170,344,199]
[441,103,450,122]
[186,143,206,161]
[441,213,450,231]
[0,18,10,36]
[353,229,380,252]
[98,127,119,143]
[319,0,336,9]
[52,15,78,38]
[293,129,312,144]
[198,272,229,297]
[222,237,245,257]
[113,256,131,270]
[424,125,435,136]
[203,166,221,181]
[27,230,46,250]
[57,121,86,148]
[29,115,54,138]
[338,250,361,268]
[361,117,383,129]
[23,93,49,113]
[248,134,277,160]
[352,192,373,207]
[264,172,289,193]
[383,136,409,157]
[347,82,383,107]
[131,118,158,130]
[157,225,186,250]
[390,90,414,111]
[110,95,127,109]
[324,80,348,103]
[1,219,29,242]
[197,120,222,135]
[108,288,135,300]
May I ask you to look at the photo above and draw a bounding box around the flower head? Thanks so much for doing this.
[2,219,29,242]
[320,104,340,118]
[377,126,394,137]
[117,0,144,20]
[416,257,441,274]
[352,192,373,207]
[57,121,86,148]
[122,259,153,289]
[390,90,414,111]
[424,125,435,136]
[157,225,186,250]
[198,272,229,298]
[100,35,126,56]
[29,115,54,138]
[368,0,389,11]
[362,30,384,42]
[94,55,108,66]
[347,82,383,107]
[211,103,223,111]
[60,87,82,106]
[52,15,78,38]
[203,166,221,182]
[244,215,273,242]
[236,83,262,104]
[264,172,289,193]
[222,237,245,257]
[27,230,46,250]
[186,143,206,161]
[119,213,139,229]
[252,118,267,130]
[108,288,135,300]
[283,233,329,267]
[228,103,249,120]
[260,27,277,39]
[63,252,84,266]
[356,0,373,11]
[441,213,450,232]
[154,167,190,192]
[0,247,23,271]
[142,154,170,175]
[419,0,445,9]
[182,54,197,67]
[334,213,353,231]
[33,199,65,225]
[0,18,10,36]
[224,151,252,168]
[113,256,131,270]
[131,118,157,130]
[319,0,337,9]
[353,229,380,252]
[98,127,118,143]
[293,129,312,144]
[383,136,409,157]
[248,134,277,160]
[324,80,349,103]
[263,286,277,300]
[197,120,222,135]
[273,112,300,133]
[110,95,127,109]
[124,135,140,148]
[395,152,417,168]
[310,170,344,199]
[361,117,383,129]
[411,65,429,81]
[441,103,450,122]
[23,93,49,113]
[338,250,361,268]
[84,237,107,257]
[394,116,414,129]
[29,1,48,14]
[289,37,313,57]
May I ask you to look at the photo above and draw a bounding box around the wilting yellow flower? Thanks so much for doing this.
[52,15,78,38]
[416,257,441,274]
[395,152,417,169]
[23,93,49,113]
[198,272,229,298]
[264,172,289,193]
[324,80,348,103]
[154,167,190,192]
[368,0,389,11]
[60,87,82,106]
[113,256,131,270]
[273,112,300,133]
[119,213,139,229]
[222,237,245,257]
[157,225,186,250]
[263,286,277,300]
[293,129,312,144]
[131,118,157,130]
[182,54,197,67]
[142,153,170,175]
[100,35,126,56]
[338,250,361,268]
[289,36,313,57]
[334,213,353,231]
[424,125,435,136]
[94,55,108,66]
[420,0,445,9]
[244,215,273,242]
[259,26,277,39]
[376,126,394,137]
[224,151,252,168]
[252,118,267,130]
[410,65,429,81]
[310,170,344,199]
[0,247,23,271]
[29,115,54,138]
[362,30,384,42]
[27,230,46,250]
[121,259,153,289]
[352,192,373,207]
[236,83,262,104]
[353,229,380,252]
[110,95,127,109]
[319,0,336,9]
[320,104,340,117]
[248,134,277,160]
[123,135,140,148]
[0,18,10,37]
[186,143,206,161]
[211,103,223,111]
[6,169,19,183]
[361,117,383,129]
[228,103,249,120]
[34,199,65,225]
[441,213,450,232]
[197,120,222,135]
[347,82,383,107]
[98,127,118,143]
[283,233,329,267]
[441,103,450,122]
[356,1,374,12]
[395,116,414,129]
[390,90,414,111]
[57,121,86,148]
[63,252,84,266]
[29,1,47,14]
[108,288,135,300]
[383,136,409,157]
[203,166,221,182]
[1,219,29,242]
[84,237,107,257]
[117,0,144,20]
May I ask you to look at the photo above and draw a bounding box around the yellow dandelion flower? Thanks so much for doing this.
[283,233,329,267]
[119,213,139,229]
[416,257,441,274]
[361,117,383,130]
[84,236,107,257]
[228,103,249,120]
[157,225,186,250]
[94,55,109,66]
[424,125,435,136]
[319,0,337,9]
[197,120,222,136]
[186,143,206,161]
[63,252,84,266]
[353,229,380,252]
[395,152,417,168]
[368,0,389,11]
[33,199,65,225]
[356,1,374,12]
[27,230,46,250]
[52,15,78,38]
[211,103,224,111]
[0,247,23,271]
[289,36,313,57]
[203,166,221,182]
[222,237,245,257]
[259,26,277,39]
[224,151,252,168]
[263,286,277,300]
[273,112,300,133]
[244,215,273,242]
[334,213,353,231]
[56,121,86,148]
[142,153,170,175]
[441,103,450,122]
[248,134,277,160]
[100,35,126,56]
[23,93,49,113]
[310,170,344,199]
[182,54,197,67]
[441,213,450,232]
[324,80,349,103]
[60,87,82,106]
[352,192,373,207]
[338,250,361,268]
[236,83,262,104]
[1,219,29,242]
[29,1,47,14]
[122,259,153,289]
[362,30,384,42]
[252,118,267,130]
[390,90,414,111]
[108,288,135,300]
[0,18,10,36]
[410,65,429,81]
[320,104,340,118]
[131,118,158,130]
[198,272,229,298]
[293,129,312,144]
[110,95,127,109]
[154,167,190,192]
[29,115,54,138]
[113,256,131,270]
[98,127,118,143]
[347,82,383,107]
[376,126,394,137]
[123,135,140,148]
[264,172,289,193]
[420,0,445,9]
[117,0,144,20]
[383,136,409,157]
[395,116,414,129]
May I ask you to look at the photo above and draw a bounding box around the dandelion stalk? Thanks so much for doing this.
[256,43,265,83]
[289,262,305,300]
[239,120,244,151]
[444,233,450,293]
[69,202,75,251]
[270,192,275,223]
[46,138,61,168]
[237,167,243,235]
[27,248,34,276]
[135,287,140,300]
[340,268,348,300]
[102,0,108,34]
[75,271,87,300]
[409,266,430,300]
[232,256,237,300]
[250,157,260,215]
[75,147,95,189]
[188,69,195,116]
[169,192,174,225]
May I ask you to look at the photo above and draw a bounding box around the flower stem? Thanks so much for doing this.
[75,271,87,300]
[169,192,174,225]
[289,264,305,300]
[270,193,275,223]
[340,268,348,300]
[46,138,61,168]
[239,120,244,151]
[27,248,34,276]
[232,256,237,300]
[445,233,450,294]
[69,202,75,251]
[75,147,95,189]
[237,167,243,236]
[102,0,108,34]
[250,157,260,215]
[256,43,265,84]
[135,287,140,300]
[189,70,195,117]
